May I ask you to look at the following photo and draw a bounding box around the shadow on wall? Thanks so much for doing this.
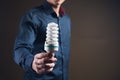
[67,0,120,80]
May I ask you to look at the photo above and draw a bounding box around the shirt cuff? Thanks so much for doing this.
[24,55,34,72]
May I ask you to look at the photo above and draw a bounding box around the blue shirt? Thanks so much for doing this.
[14,1,71,80]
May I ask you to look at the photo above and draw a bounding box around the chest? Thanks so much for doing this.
[37,15,71,38]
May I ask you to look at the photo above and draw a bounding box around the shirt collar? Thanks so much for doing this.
[42,1,65,17]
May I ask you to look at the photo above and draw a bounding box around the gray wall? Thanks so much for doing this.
[0,0,120,80]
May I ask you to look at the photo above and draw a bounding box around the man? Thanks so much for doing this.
[13,0,71,80]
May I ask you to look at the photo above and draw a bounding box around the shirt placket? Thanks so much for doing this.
[57,17,64,80]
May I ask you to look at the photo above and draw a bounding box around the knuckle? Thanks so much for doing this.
[36,68,45,74]
[46,63,55,68]
[48,68,53,72]
[35,58,45,65]
[52,63,55,67]
[50,63,54,67]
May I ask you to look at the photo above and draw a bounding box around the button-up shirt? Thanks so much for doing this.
[14,1,71,80]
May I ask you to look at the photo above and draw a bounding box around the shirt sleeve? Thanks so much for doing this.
[13,12,38,72]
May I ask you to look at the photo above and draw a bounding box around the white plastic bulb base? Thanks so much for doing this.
[44,41,59,53]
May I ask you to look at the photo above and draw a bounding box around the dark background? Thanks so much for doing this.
[0,0,120,80]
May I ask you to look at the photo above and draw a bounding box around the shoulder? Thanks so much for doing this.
[20,5,45,24]
[23,5,44,19]
[63,14,71,23]
[64,15,71,20]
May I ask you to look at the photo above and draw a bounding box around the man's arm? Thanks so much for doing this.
[13,13,57,74]
[13,13,37,71]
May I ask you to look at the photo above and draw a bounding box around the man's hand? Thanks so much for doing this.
[32,52,57,74]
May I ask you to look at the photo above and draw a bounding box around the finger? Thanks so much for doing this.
[36,64,45,69]
[44,57,57,63]
[48,53,55,58]
[36,68,46,74]
[45,63,55,69]
[49,57,57,62]
[35,58,45,65]
[45,68,54,73]
[35,52,49,59]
